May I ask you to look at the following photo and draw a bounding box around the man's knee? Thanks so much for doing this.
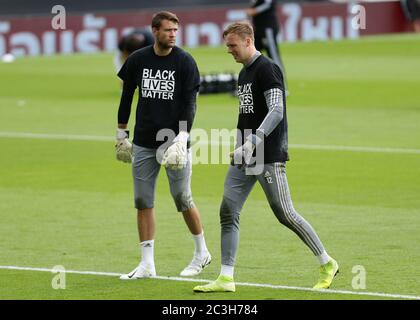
[269,201,302,227]
[173,191,195,212]
[220,197,240,228]
[269,201,290,226]
[135,196,154,210]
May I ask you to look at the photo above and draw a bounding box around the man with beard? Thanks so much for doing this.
[116,11,211,280]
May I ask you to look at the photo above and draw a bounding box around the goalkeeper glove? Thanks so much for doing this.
[162,131,188,170]
[230,135,259,169]
[115,128,133,163]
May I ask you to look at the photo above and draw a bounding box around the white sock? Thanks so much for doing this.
[220,264,234,278]
[140,240,155,268]
[192,231,208,255]
[317,251,331,265]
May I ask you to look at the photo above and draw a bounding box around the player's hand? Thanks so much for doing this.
[115,128,133,163]
[230,139,255,169]
[162,132,188,170]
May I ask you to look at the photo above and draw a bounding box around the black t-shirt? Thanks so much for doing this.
[237,54,289,163]
[250,0,279,31]
[118,46,200,148]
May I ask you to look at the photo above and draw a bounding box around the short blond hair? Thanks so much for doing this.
[223,21,254,41]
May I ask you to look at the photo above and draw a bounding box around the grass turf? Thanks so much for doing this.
[0,33,419,300]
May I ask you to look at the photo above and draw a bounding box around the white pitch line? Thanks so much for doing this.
[0,132,112,142]
[1,131,420,155]
[290,143,420,155]
[1,265,419,300]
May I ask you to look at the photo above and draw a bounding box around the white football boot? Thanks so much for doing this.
[120,264,156,280]
[180,251,212,276]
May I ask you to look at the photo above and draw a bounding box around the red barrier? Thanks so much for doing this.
[0,1,411,56]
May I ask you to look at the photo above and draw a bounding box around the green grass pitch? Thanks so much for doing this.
[0,34,419,300]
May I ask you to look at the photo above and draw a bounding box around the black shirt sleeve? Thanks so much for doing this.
[117,57,137,124]
[258,61,284,93]
[179,53,200,132]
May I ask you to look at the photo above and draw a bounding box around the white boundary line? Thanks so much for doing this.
[290,143,420,155]
[1,131,420,155]
[1,265,419,300]
[0,132,111,142]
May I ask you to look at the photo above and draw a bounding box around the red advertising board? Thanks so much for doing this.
[0,1,411,56]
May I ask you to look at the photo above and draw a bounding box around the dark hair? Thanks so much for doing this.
[118,33,147,54]
[118,30,154,60]
[151,11,179,29]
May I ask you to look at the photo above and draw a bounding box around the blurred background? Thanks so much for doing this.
[0,0,418,57]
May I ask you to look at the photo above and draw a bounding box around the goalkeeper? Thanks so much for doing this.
[194,22,338,293]
[115,11,211,280]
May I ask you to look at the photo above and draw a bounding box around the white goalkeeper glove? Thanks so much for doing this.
[115,128,133,163]
[162,131,188,170]
[230,135,258,169]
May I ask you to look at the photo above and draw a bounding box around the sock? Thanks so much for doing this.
[220,264,234,278]
[317,251,331,265]
[192,231,208,255]
[140,240,155,268]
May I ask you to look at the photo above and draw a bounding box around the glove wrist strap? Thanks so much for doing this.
[246,133,263,147]
[174,131,189,144]
[116,128,129,140]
